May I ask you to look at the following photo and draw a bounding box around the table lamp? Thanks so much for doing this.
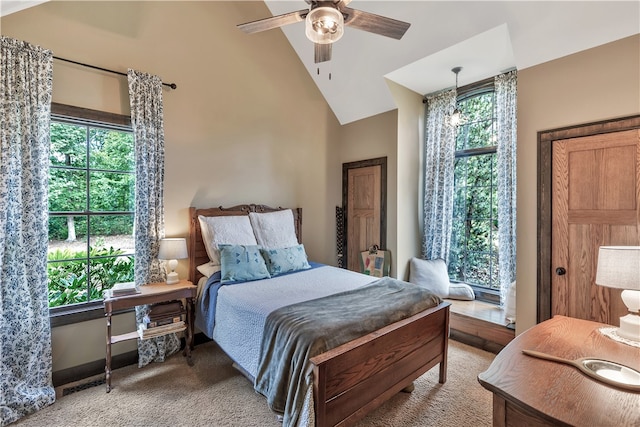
[595,246,640,343]
[158,238,188,284]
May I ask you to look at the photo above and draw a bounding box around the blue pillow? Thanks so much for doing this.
[219,244,271,284]
[260,244,311,277]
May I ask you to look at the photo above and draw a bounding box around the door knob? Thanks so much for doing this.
[555,267,566,276]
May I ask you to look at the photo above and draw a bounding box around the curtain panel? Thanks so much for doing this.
[128,69,180,367]
[495,70,518,304]
[421,89,457,261]
[0,36,56,426]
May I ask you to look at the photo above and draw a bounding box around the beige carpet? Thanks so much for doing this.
[13,339,494,427]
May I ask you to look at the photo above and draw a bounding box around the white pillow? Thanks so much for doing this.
[448,282,475,301]
[408,257,475,301]
[196,261,220,278]
[198,215,257,265]
[249,209,298,249]
[408,257,450,298]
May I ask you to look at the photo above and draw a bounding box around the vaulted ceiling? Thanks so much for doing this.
[2,1,639,125]
[262,1,639,124]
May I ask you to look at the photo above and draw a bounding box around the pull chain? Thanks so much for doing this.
[316,67,333,81]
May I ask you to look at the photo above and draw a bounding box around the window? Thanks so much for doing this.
[447,85,500,302]
[48,104,135,322]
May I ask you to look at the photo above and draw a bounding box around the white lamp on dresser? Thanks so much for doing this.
[158,238,188,284]
[595,246,640,343]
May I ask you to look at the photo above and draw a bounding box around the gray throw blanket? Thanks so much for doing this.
[254,276,442,427]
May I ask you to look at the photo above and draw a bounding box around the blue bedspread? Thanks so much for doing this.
[194,271,224,339]
[195,262,324,339]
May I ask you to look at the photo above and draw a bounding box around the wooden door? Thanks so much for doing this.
[551,129,640,325]
[342,158,386,272]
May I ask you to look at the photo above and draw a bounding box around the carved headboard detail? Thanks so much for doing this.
[188,204,302,284]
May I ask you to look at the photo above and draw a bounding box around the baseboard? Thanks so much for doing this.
[52,333,212,388]
[52,350,138,387]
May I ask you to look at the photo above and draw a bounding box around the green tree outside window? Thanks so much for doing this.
[448,91,500,291]
[48,118,135,308]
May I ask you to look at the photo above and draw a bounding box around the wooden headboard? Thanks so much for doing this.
[188,204,303,284]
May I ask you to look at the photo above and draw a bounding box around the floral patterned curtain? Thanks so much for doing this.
[496,70,518,305]
[421,89,457,260]
[128,69,180,367]
[0,36,56,426]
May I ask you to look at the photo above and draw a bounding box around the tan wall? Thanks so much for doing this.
[333,110,398,275]
[387,80,424,281]
[516,34,640,334]
[326,81,422,282]
[3,0,638,374]
[332,81,424,280]
[369,34,640,335]
[1,1,341,372]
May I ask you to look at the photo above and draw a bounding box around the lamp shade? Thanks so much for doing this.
[595,246,640,290]
[158,238,188,261]
[305,6,344,44]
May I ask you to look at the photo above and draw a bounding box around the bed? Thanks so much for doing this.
[188,204,450,427]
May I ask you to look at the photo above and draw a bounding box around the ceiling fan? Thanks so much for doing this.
[237,0,411,64]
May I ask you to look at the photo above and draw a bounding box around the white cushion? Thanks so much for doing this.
[409,257,450,298]
[408,257,475,301]
[447,282,475,301]
[198,215,258,265]
[196,261,220,278]
[249,209,298,249]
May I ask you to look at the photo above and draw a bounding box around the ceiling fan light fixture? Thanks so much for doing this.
[305,6,344,44]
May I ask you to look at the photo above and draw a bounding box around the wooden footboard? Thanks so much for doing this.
[310,301,450,427]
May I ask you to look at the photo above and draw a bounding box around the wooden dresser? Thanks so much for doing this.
[478,315,640,426]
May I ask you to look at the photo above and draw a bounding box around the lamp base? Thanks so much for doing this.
[615,289,640,342]
[617,312,640,342]
[600,326,640,348]
[166,271,179,285]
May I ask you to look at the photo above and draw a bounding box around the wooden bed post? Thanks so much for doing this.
[313,364,328,427]
[439,305,450,384]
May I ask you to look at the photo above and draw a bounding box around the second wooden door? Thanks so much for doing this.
[343,158,386,272]
[551,129,640,325]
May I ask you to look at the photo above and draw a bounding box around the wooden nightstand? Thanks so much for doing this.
[103,279,197,392]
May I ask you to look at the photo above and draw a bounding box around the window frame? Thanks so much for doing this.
[449,78,501,304]
[49,103,134,327]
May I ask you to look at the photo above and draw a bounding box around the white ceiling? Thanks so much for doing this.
[264,1,640,124]
[0,0,48,17]
[2,1,638,125]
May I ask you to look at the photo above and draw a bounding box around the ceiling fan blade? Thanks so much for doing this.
[314,43,332,63]
[334,0,353,7]
[237,9,308,34]
[342,7,410,40]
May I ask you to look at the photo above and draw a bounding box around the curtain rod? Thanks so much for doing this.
[422,68,517,103]
[53,56,177,90]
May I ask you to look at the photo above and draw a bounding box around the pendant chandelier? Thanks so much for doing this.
[450,66,463,127]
